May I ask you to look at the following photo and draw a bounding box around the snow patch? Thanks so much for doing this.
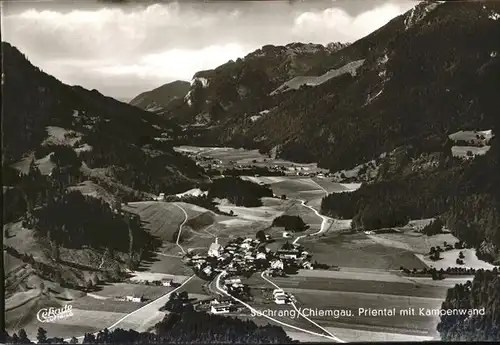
[489,11,500,20]
[250,115,262,122]
[270,59,365,95]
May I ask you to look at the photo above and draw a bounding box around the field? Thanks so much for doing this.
[90,283,173,301]
[124,201,186,243]
[174,146,328,173]
[303,232,427,270]
[416,248,497,270]
[451,145,491,158]
[365,229,458,254]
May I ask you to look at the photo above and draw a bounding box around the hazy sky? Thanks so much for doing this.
[2,0,417,100]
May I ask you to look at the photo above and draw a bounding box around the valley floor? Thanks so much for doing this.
[5,145,496,343]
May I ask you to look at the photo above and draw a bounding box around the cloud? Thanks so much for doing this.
[2,1,416,99]
[292,2,414,42]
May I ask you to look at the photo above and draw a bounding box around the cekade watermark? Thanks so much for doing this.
[37,304,74,323]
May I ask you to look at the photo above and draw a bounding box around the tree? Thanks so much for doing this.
[83,332,96,344]
[86,279,93,291]
[256,230,267,242]
[70,337,78,344]
[36,327,47,344]
[12,333,19,344]
[18,329,30,344]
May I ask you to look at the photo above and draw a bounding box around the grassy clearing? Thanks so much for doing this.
[92,283,173,301]
[129,272,189,283]
[365,231,459,254]
[67,180,116,204]
[322,326,435,342]
[305,233,426,270]
[141,255,193,276]
[124,201,185,243]
[247,272,448,298]
[451,145,491,158]
[4,222,48,260]
[415,248,497,270]
[70,295,142,313]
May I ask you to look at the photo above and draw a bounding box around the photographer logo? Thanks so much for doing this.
[36,304,74,323]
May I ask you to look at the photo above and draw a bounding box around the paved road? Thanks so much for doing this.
[260,271,344,342]
[215,271,342,342]
[293,199,333,244]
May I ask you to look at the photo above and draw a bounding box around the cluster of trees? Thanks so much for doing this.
[272,215,307,232]
[32,190,155,255]
[207,177,273,207]
[422,219,445,236]
[160,291,194,313]
[437,268,500,341]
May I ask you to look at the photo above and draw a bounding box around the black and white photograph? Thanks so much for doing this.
[1,0,500,343]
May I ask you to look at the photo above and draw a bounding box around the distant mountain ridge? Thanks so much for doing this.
[133,41,348,123]
[129,80,190,114]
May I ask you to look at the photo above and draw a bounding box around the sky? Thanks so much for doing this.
[1,0,417,100]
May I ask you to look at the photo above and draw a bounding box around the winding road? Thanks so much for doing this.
[172,203,188,255]
[293,199,333,245]
[64,202,192,343]
[215,271,342,342]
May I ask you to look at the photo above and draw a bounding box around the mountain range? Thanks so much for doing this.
[133,0,500,173]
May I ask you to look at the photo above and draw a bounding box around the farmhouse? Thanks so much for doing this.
[162,279,172,287]
[270,259,284,270]
[224,278,242,285]
[125,295,144,303]
[210,303,232,314]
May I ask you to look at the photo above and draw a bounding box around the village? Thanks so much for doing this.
[180,235,317,314]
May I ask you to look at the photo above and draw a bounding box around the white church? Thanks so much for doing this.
[208,237,222,257]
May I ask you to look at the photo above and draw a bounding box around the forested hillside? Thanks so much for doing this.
[321,138,500,262]
[1,42,205,196]
[168,1,500,174]
[438,268,500,341]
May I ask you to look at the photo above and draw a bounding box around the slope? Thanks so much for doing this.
[1,41,205,197]
[129,80,190,114]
